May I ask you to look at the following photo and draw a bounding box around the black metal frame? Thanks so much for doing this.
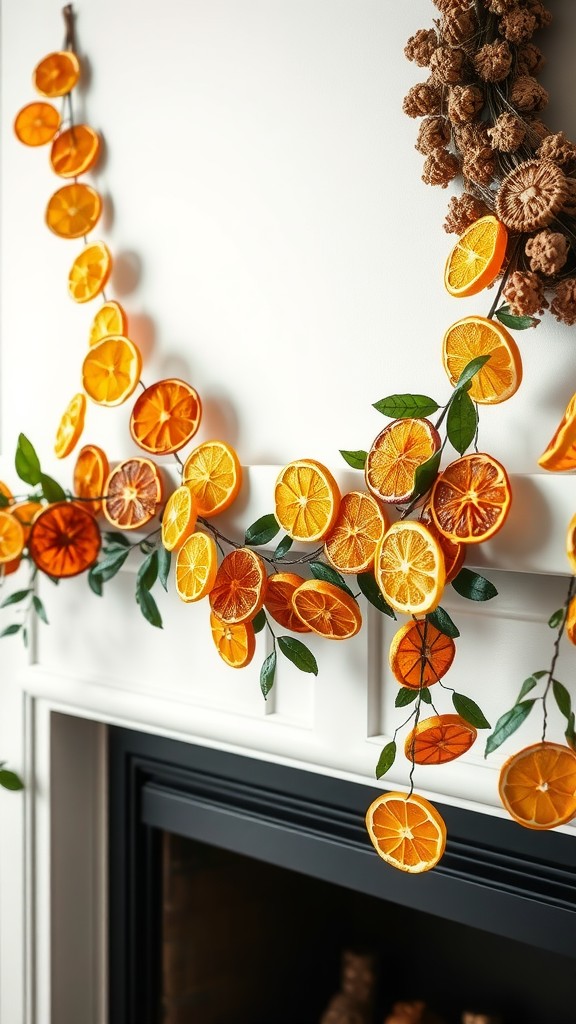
[109,726,576,1024]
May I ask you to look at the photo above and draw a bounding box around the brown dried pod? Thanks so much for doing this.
[503,270,548,316]
[562,178,576,216]
[422,148,461,187]
[448,84,484,125]
[517,43,545,76]
[495,159,567,231]
[404,29,438,68]
[526,118,551,145]
[474,40,512,82]
[430,46,466,85]
[527,1,552,29]
[485,0,516,12]
[443,193,491,234]
[509,75,548,113]
[551,278,576,326]
[526,230,569,276]
[537,131,576,169]
[463,150,496,187]
[499,9,537,44]
[434,0,474,11]
[441,8,477,46]
[402,81,442,118]
[415,116,452,155]
[487,113,526,153]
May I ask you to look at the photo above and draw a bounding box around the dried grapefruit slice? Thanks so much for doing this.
[444,215,508,298]
[375,520,445,616]
[14,101,61,146]
[274,460,340,542]
[430,453,512,544]
[182,440,242,517]
[389,619,455,689]
[209,548,267,624]
[28,501,101,578]
[210,611,256,669]
[365,419,441,505]
[365,791,447,873]
[405,714,477,765]
[130,379,202,455]
[498,742,576,830]
[50,124,100,177]
[442,316,522,404]
[324,491,387,574]
[73,444,109,515]
[103,457,163,530]
[264,572,311,633]
[291,578,362,639]
[54,392,86,459]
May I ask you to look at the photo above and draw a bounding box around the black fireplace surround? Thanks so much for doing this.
[108,727,576,1024]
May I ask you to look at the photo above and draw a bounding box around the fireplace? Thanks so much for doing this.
[108,727,576,1024]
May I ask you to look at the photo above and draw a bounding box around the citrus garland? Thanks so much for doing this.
[1,3,576,868]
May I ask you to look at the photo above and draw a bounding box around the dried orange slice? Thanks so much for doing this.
[567,513,576,574]
[54,392,86,459]
[405,714,477,766]
[14,101,61,146]
[498,742,576,830]
[323,491,387,574]
[68,242,112,303]
[442,316,522,405]
[444,215,508,298]
[0,511,25,564]
[161,485,198,552]
[46,183,102,239]
[365,791,447,873]
[82,336,142,407]
[430,453,512,545]
[182,441,242,517]
[209,547,267,624]
[73,444,109,515]
[566,595,576,646]
[291,578,362,639]
[175,531,218,603]
[264,572,311,633]
[210,611,256,669]
[538,393,576,472]
[33,50,80,97]
[365,419,441,505]
[274,460,341,543]
[50,124,100,177]
[375,520,445,616]
[419,506,465,584]
[28,501,101,578]
[88,301,128,347]
[10,501,43,543]
[130,379,202,455]
[103,457,163,530]
[389,619,455,689]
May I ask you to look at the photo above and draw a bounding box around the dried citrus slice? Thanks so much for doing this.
[442,316,522,405]
[323,491,387,574]
[444,215,508,298]
[82,336,142,407]
[50,124,101,177]
[130,379,202,455]
[567,513,576,574]
[33,50,80,97]
[209,547,267,624]
[274,460,341,542]
[291,578,362,639]
[430,452,512,545]
[419,506,465,584]
[365,791,447,873]
[175,531,218,603]
[182,440,242,517]
[68,242,112,303]
[54,392,86,458]
[46,183,102,239]
[103,457,163,530]
[0,511,25,564]
[498,742,576,830]
[73,444,109,515]
[14,101,61,146]
[161,485,198,552]
[365,419,441,505]
[389,619,455,689]
[28,501,101,578]
[88,301,128,347]
[10,501,43,543]
[264,572,311,633]
[538,393,576,472]
[405,714,477,766]
[566,595,576,646]
[210,611,256,669]
[375,520,445,616]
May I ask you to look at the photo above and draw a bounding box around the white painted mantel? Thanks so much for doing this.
[2,1,576,1022]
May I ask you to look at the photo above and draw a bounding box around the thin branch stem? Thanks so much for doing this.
[541,575,576,742]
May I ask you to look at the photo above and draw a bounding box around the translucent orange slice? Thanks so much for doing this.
[88,301,128,347]
[443,316,522,404]
[210,611,256,669]
[0,511,25,564]
[161,485,198,553]
[365,791,447,873]
[54,392,86,459]
[28,501,101,578]
[73,444,109,515]
[50,124,101,177]
[291,578,362,639]
[46,183,102,240]
[405,714,477,765]
[33,50,80,97]
[323,490,387,574]
[68,242,112,303]
[182,440,242,517]
[389,619,455,689]
[209,548,267,625]
[130,379,202,455]
[82,336,142,406]
[375,520,445,616]
[365,419,441,505]
[175,531,218,603]
[14,101,61,146]
[274,460,341,543]
[498,742,576,830]
[103,457,163,531]
[430,453,512,544]
[444,215,508,298]
[264,572,311,633]
[538,394,576,472]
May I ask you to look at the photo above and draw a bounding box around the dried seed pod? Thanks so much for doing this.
[430,46,466,85]
[500,9,537,44]
[441,8,477,46]
[537,132,576,169]
[415,116,452,155]
[463,150,495,187]
[487,113,526,153]
[503,270,548,316]
[551,279,576,325]
[509,75,548,113]
[562,178,576,216]
[495,159,567,232]
[474,40,512,83]
[443,193,491,234]
[404,28,438,68]
[526,230,569,276]
[517,43,545,76]
[448,85,484,125]
[422,148,461,187]
[403,81,442,118]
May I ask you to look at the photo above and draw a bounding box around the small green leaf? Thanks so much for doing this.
[103,531,131,549]
[157,546,171,592]
[32,595,48,625]
[420,687,432,704]
[22,627,29,649]
[516,674,541,703]
[91,548,131,582]
[137,550,158,592]
[412,449,442,500]
[136,586,163,628]
[0,624,22,638]
[426,606,460,638]
[244,513,280,547]
[0,493,10,508]
[0,589,31,609]
[260,651,276,699]
[375,740,397,779]
[553,679,572,721]
[88,568,103,596]
[278,636,318,675]
[15,434,42,486]
[451,568,498,602]
[372,394,440,419]
[565,712,576,752]
[395,687,418,707]
[340,449,368,470]
[39,473,66,503]
[453,354,491,395]
[273,535,293,560]
[252,608,266,634]
[485,700,535,757]
[356,572,396,618]
[548,608,564,629]
[447,390,477,456]
[495,305,538,331]
[452,692,490,729]
[0,769,24,791]
[309,561,355,599]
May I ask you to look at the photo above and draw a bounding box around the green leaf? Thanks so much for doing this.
[340,449,368,470]
[0,624,22,638]
[420,687,432,704]
[91,548,131,582]
[451,568,498,602]
[411,449,442,500]
[485,700,535,757]
[553,679,572,721]
[260,651,276,699]
[137,550,158,592]
[426,606,460,638]
[372,394,440,419]
[356,572,396,618]
[452,692,491,729]
[0,493,10,508]
[103,531,131,549]
[395,687,418,707]
[244,513,280,547]
[0,589,31,608]
[516,674,542,703]
[375,740,397,779]
[39,473,66,503]
[136,586,163,628]
[446,390,477,456]
[32,595,48,625]
[0,769,24,791]
[273,535,293,560]
[278,636,318,675]
[22,627,28,649]
[309,561,355,599]
[157,546,171,592]
[15,434,42,486]
[252,608,266,634]
[453,354,491,395]
[548,608,564,629]
[495,305,538,331]
[565,712,576,752]
[88,567,103,596]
